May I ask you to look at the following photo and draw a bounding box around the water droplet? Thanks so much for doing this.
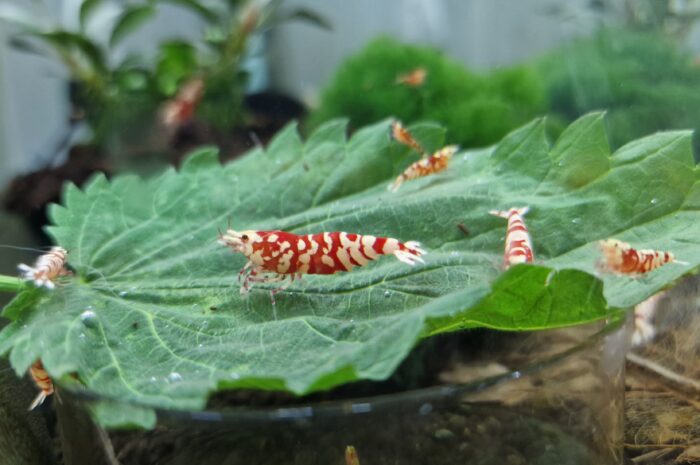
[557,161,565,167]
[383,290,391,298]
[78,333,86,341]
[650,198,659,205]
[198,343,204,349]
[149,376,157,383]
[80,310,98,328]
[449,251,460,257]
[118,290,128,297]
[571,218,581,225]
[166,372,182,383]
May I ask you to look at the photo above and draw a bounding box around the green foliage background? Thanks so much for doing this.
[537,28,700,160]
[307,37,547,149]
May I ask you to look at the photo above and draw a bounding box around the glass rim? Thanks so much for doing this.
[62,316,627,426]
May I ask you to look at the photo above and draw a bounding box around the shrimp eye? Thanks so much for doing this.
[241,234,249,241]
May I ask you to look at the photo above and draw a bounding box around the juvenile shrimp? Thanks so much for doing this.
[598,239,686,276]
[390,120,425,155]
[218,229,425,300]
[17,246,70,290]
[489,207,534,270]
[389,145,458,192]
[28,360,54,410]
[160,76,204,130]
[395,67,427,87]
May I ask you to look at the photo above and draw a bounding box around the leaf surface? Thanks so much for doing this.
[2,113,699,427]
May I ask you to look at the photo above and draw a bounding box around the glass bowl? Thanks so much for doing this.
[56,316,630,465]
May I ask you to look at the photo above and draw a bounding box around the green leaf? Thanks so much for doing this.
[160,0,218,23]
[25,30,107,74]
[2,113,699,428]
[109,5,156,48]
[273,7,333,31]
[79,0,104,30]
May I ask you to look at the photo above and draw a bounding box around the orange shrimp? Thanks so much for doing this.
[28,360,54,410]
[598,239,686,275]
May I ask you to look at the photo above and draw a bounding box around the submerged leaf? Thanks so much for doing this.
[1,113,699,428]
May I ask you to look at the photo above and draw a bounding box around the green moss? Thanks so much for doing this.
[307,37,546,149]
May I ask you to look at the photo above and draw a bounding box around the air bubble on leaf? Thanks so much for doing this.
[571,218,582,225]
[188,235,195,240]
[229,372,240,380]
[149,376,157,383]
[557,161,565,167]
[166,372,183,383]
[383,290,391,298]
[80,310,98,328]
[78,333,86,341]
[198,343,204,349]
[118,290,128,297]
[200,320,208,328]
[650,198,659,204]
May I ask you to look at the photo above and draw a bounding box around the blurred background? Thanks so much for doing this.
[4,0,700,247]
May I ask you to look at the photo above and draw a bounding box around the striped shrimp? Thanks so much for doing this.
[218,229,425,300]
[28,360,54,410]
[389,145,458,192]
[395,67,427,87]
[160,76,204,130]
[489,207,534,270]
[598,239,686,276]
[18,246,70,290]
[390,120,425,155]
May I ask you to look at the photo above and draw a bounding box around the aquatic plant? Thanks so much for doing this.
[538,27,700,159]
[306,36,546,149]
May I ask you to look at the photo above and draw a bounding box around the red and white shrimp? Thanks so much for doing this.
[631,291,665,347]
[17,246,69,290]
[390,120,425,155]
[598,239,686,276]
[395,67,427,87]
[489,207,534,270]
[28,360,54,410]
[218,229,425,300]
[389,145,458,192]
[345,446,361,465]
[160,76,204,130]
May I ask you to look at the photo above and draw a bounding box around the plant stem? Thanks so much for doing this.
[0,275,24,294]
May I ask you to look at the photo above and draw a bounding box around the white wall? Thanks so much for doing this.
[0,27,69,186]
